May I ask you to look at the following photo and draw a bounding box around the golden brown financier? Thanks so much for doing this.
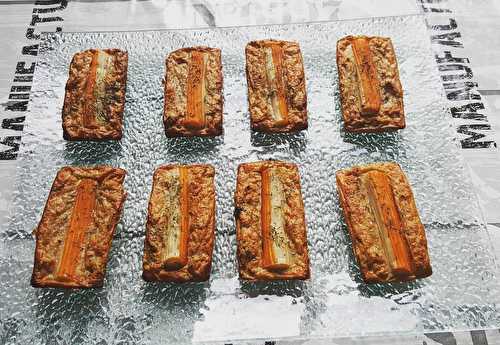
[163,47,223,137]
[62,49,128,140]
[234,160,310,280]
[336,162,432,283]
[245,40,308,133]
[31,166,127,288]
[337,36,405,133]
[142,164,216,282]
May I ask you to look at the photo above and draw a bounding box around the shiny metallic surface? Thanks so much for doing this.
[1,15,498,344]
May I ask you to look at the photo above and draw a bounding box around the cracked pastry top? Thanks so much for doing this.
[337,36,405,133]
[245,40,308,133]
[62,49,128,140]
[234,161,310,281]
[142,164,216,282]
[336,162,432,283]
[163,47,223,137]
[31,166,127,288]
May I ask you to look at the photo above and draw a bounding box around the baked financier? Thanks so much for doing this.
[142,164,216,282]
[31,166,127,288]
[62,49,128,140]
[337,36,405,133]
[163,47,223,137]
[245,40,308,133]
[336,162,432,283]
[234,161,310,280]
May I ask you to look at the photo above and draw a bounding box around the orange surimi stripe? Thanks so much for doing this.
[265,43,289,127]
[270,44,289,125]
[179,167,190,265]
[260,168,291,271]
[362,170,413,276]
[184,51,206,129]
[57,179,97,281]
[82,51,99,128]
[352,37,381,116]
[261,168,274,268]
[163,167,189,270]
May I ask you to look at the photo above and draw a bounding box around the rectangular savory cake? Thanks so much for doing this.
[62,49,128,140]
[31,166,127,288]
[234,161,310,280]
[142,164,216,282]
[245,40,308,133]
[163,47,223,137]
[337,36,405,133]
[336,162,432,283]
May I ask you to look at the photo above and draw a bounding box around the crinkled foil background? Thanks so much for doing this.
[1,15,499,344]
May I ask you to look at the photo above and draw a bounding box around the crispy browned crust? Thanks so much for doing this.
[62,49,128,141]
[142,164,216,282]
[337,36,405,133]
[336,162,432,283]
[234,161,310,281]
[163,47,223,137]
[245,40,308,133]
[31,166,127,288]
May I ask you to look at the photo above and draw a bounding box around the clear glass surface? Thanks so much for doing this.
[1,14,498,344]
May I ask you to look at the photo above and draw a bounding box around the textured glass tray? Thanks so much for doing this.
[1,14,499,344]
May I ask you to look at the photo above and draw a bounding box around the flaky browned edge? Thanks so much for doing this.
[234,161,310,281]
[245,40,308,134]
[30,166,127,289]
[142,164,216,283]
[62,49,128,141]
[336,36,405,133]
[163,47,223,137]
[335,162,432,284]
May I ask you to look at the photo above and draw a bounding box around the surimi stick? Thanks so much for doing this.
[184,51,207,129]
[260,168,292,271]
[264,44,289,127]
[361,170,413,276]
[57,179,97,281]
[162,167,190,271]
[82,51,99,128]
[142,164,216,282]
[351,37,381,116]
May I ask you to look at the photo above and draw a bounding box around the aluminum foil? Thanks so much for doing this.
[1,15,498,344]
